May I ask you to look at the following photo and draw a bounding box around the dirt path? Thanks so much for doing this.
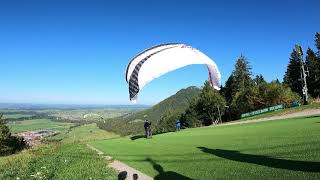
[86,144,153,180]
[219,108,320,127]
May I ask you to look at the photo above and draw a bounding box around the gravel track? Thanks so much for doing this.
[86,144,153,180]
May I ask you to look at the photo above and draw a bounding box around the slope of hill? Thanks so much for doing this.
[125,86,201,123]
[97,86,201,135]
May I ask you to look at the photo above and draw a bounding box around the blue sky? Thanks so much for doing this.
[0,0,319,105]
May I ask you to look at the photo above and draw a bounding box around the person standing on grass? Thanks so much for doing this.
[175,120,181,131]
[147,121,152,138]
[143,115,152,138]
[144,119,149,138]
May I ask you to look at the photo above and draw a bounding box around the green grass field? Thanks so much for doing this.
[0,143,117,179]
[2,114,33,119]
[0,123,118,179]
[61,123,119,143]
[8,119,74,133]
[90,116,320,179]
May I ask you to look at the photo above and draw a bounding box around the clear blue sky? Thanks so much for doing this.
[0,0,319,105]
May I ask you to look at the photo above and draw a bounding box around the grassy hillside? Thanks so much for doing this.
[0,143,117,179]
[98,86,201,135]
[60,123,119,143]
[126,86,201,122]
[91,116,320,179]
[0,123,118,179]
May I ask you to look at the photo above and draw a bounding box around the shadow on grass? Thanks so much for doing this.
[117,171,138,180]
[145,158,193,180]
[117,171,127,180]
[130,135,145,140]
[198,147,320,172]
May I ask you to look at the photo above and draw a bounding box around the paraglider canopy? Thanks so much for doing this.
[125,43,221,103]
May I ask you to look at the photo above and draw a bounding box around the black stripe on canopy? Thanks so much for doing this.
[128,45,179,100]
[125,43,180,83]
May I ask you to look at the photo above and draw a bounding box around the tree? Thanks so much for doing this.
[230,87,257,118]
[0,114,11,153]
[284,48,302,96]
[0,114,26,156]
[315,32,320,53]
[193,81,226,125]
[221,74,237,104]
[263,82,301,107]
[305,48,320,98]
[222,55,254,117]
[233,55,253,91]
[254,74,266,86]
[180,99,202,128]
[155,111,180,134]
[225,55,255,118]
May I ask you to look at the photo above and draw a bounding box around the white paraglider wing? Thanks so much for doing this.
[126,44,221,102]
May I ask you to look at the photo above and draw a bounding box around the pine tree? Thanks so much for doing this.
[315,32,320,53]
[226,55,255,118]
[222,74,237,104]
[283,48,302,96]
[233,55,253,91]
[306,48,320,98]
[254,74,266,85]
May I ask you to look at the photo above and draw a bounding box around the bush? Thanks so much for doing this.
[0,114,27,156]
[191,81,226,125]
[180,107,202,128]
[155,111,181,134]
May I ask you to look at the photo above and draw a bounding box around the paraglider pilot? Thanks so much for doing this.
[144,116,152,138]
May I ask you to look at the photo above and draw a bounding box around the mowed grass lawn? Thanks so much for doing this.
[90,116,320,180]
[8,119,74,133]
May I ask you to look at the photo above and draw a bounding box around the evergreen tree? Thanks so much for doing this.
[222,74,237,104]
[315,32,320,53]
[227,55,255,118]
[305,48,320,97]
[283,48,302,96]
[254,74,266,85]
[223,55,253,106]
[233,55,253,91]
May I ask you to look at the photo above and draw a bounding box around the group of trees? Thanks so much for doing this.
[156,44,312,133]
[220,55,301,120]
[173,33,320,131]
[98,32,319,136]
[284,32,320,99]
[0,114,26,156]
